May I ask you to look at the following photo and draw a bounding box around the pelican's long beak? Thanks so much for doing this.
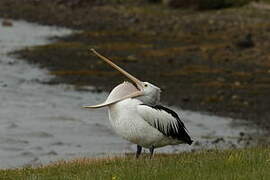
[90,49,144,90]
[83,49,144,109]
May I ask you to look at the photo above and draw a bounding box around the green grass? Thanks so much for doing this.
[1,147,270,179]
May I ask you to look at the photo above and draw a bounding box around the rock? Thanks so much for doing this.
[167,58,174,64]
[208,19,215,25]
[193,141,201,146]
[8,60,15,65]
[51,141,65,146]
[182,97,190,103]
[147,0,161,3]
[8,122,18,129]
[239,132,245,137]
[231,95,239,100]
[1,83,7,88]
[217,77,225,82]
[234,81,241,86]
[46,151,58,156]
[2,19,13,27]
[162,0,188,8]
[212,137,225,144]
[236,33,255,49]
[243,101,249,106]
[129,17,139,24]
[126,55,138,62]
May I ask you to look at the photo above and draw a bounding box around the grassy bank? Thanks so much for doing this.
[1,147,269,179]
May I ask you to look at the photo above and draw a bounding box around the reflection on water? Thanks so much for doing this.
[0,19,263,169]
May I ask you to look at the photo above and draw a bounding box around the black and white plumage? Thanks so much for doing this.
[84,49,193,158]
[138,104,193,145]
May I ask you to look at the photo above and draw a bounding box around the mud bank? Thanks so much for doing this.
[1,1,270,129]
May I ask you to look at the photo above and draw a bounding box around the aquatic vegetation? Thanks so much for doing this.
[162,65,223,76]
[97,42,153,51]
[33,42,86,50]
[50,70,118,76]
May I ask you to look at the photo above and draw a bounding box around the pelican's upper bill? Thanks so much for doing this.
[83,49,147,108]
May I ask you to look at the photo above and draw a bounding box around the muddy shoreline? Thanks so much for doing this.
[1,0,270,129]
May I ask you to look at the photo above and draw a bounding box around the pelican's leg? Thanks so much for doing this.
[149,146,155,159]
[136,145,142,158]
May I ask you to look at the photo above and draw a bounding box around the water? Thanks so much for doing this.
[0,19,262,169]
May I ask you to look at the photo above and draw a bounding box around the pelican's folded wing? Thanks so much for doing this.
[137,104,193,145]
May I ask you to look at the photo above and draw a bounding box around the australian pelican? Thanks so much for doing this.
[84,49,193,158]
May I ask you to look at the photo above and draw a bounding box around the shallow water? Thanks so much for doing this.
[0,19,263,169]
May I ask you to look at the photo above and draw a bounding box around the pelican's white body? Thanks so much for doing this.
[84,50,192,152]
[108,98,183,148]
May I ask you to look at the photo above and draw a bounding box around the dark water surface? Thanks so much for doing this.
[0,19,263,169]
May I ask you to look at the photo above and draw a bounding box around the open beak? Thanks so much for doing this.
[83,49,144,109]
[90,49,144,90]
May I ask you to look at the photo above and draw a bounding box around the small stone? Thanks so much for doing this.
[1,83,7,88]
[2,19,13,27]
[212,137,225,144]
[234,81,241,86]
[129,17,139,24]
[91,88,103,93]
[218,96,224,101]
[167,58,174,64]
[194,141,201,146]
[217,90,225,95]
[162,0,181,8]
[239,132,245,136]
[21,151,34,156]
[147,0,161,3]
[126,55,138,62]
[217,77,225,82]
[8,61,15,65]
[243,101,249,106]
[236,33,255,49]
[47,151,58,156]
[51,141,64,146]
[8,122,18,129]
[231,95,239,100]
[182,97,190,103]
[208,20,214,24]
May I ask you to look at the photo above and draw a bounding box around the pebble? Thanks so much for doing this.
[2,19,13,27]
[46,151,58,156]
[234,81,241,86]
[243,101,249,106]
[126,55,138,62]
[231,95,239,100]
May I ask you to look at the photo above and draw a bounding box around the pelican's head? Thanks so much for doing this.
[83,49,161,108]
[137,82,161,105]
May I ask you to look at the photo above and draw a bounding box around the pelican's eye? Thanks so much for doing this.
[144,84,148,87]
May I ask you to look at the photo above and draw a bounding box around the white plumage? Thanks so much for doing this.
[84,49,192,158]
[109,98,166,148]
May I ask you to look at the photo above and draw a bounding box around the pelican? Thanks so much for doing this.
[84,49,193,158]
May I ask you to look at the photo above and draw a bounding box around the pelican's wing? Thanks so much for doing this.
[83,82,142,108]
[137,104,193,145]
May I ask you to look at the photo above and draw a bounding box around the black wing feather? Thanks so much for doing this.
[141,104,193,145]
